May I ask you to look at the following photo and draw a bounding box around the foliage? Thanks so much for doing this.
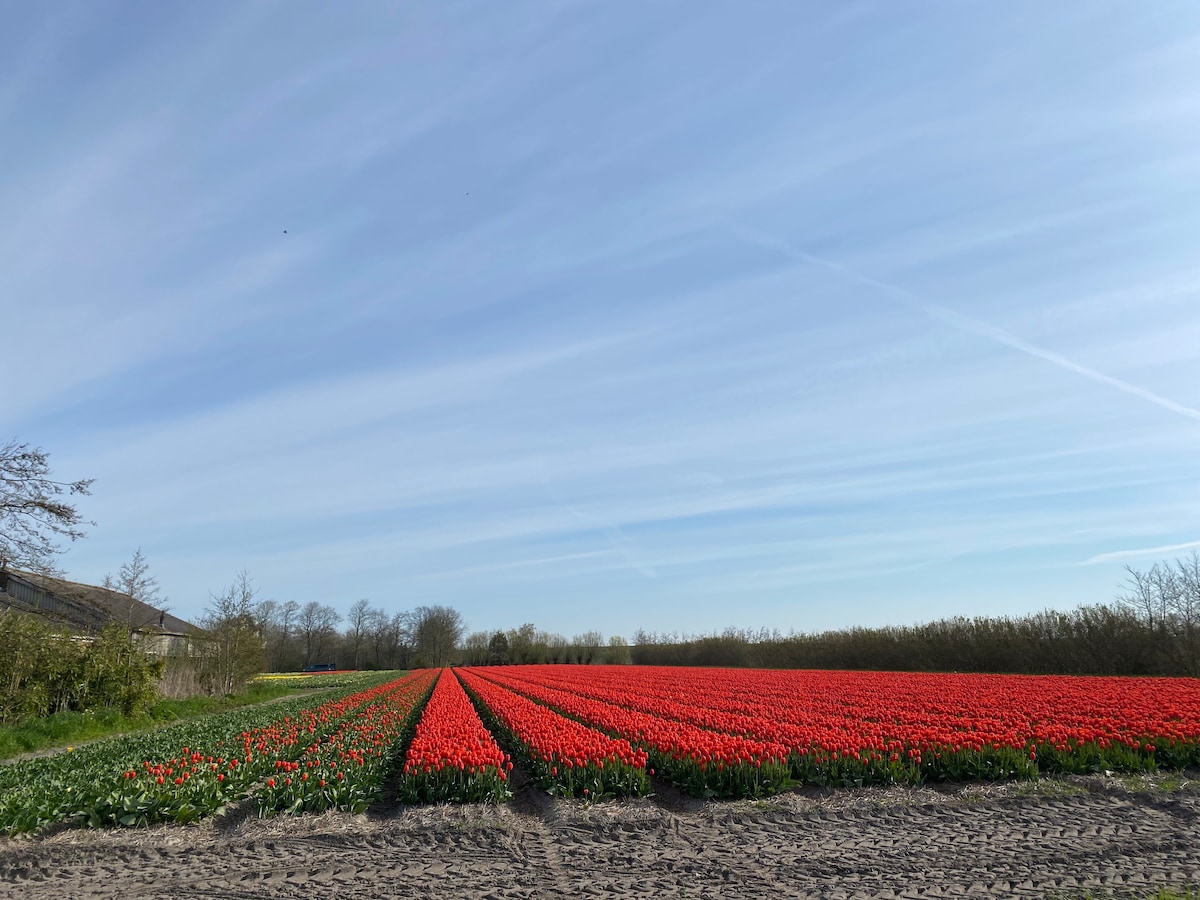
[412,605,464,667]
[399,669,511,804]
[256,671,436,816]
[0,439,93,573]
[0,610,83,721]
[628,604,1190,676]
[0,610,162,724]
[612,556,1200,677]
[463,555,1200,677]
[80,623,165,717]
[0,679,298,760]
[200,569,265,696]
[458,668,649,800]
[467,665,1200,796]
[604,634,632,664]
[253,670,404,691]
[4,662,1197,833]
[489,631,510,664]
[0,676,410,833]
[254,598,420,673]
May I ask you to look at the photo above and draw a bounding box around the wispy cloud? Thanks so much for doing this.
[729,223,1200,424]
[1084,540,1200,566]
[8,2,1200,635]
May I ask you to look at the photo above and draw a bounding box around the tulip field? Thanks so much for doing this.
[1,665,1198,834]
[471,666,1200,792]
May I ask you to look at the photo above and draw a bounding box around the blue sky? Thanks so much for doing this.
[4,1,1199,639]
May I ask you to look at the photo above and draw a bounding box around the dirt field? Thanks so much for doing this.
[1,772,1197,899]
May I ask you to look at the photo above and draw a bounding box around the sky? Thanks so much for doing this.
[3,1,1199,640]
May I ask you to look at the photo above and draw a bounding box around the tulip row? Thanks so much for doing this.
[398,669,512,804]
[0,672,415,833]
[472,667,789,797]
[254,671,392,690]
[474,666,1200,788]
[457,668,649,799]
[112,671,435,825]
[257,669,438,815]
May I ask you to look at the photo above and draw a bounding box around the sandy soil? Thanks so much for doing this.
[1,772,1198,899]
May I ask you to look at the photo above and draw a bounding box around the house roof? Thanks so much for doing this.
[12,571,200,635]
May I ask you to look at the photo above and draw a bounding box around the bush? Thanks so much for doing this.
[81,624,164,717]
[0,609,163,724]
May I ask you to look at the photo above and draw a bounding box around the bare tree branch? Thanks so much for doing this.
[0,439,94,573]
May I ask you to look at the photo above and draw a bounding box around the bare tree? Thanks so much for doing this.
[260,599,301,671]
[413,605,464,667]
[254,598,277,641]
[506,623,539,664]
[571,630,604,665]
[393,610,415,668]
[545,632,570,664]
[1119,563,1173,630]
[460,631,490,665]
[604,634,632,664]
[102,547,166,631]
[345,599,372,670]
[1118,552,1200,676]
[201,569,264,695]
[364,607,413,669]
[299,601,341,666]
[365,608,389,669]
[278,600,302,670]
[0,439,94,575]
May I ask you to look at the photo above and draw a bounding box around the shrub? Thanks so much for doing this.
[0,610,162,723]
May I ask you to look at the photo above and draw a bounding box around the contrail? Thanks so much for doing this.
[730,223,1200,424]
[1084,539,1200,565]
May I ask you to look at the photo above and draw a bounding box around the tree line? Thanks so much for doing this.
[627,606,1157,674]
[458,623,632,666]
[251,595,465,671]
[628,554,1200,677]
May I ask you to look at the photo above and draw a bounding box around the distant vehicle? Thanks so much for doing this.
[302,663,337,672]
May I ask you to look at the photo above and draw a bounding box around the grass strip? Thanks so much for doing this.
[0,672,405,761]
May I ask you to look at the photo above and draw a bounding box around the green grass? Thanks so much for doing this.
[0,681,299,761]
[1118,773,1185,793]
[1010,778,1089,799]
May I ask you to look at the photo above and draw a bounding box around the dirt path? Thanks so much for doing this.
[2,776,1198,899]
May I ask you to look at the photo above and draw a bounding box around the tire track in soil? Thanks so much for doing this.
[2,786,1199,899]
[506,762,579,897]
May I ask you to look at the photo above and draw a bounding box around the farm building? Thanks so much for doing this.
[0,565,201,657]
